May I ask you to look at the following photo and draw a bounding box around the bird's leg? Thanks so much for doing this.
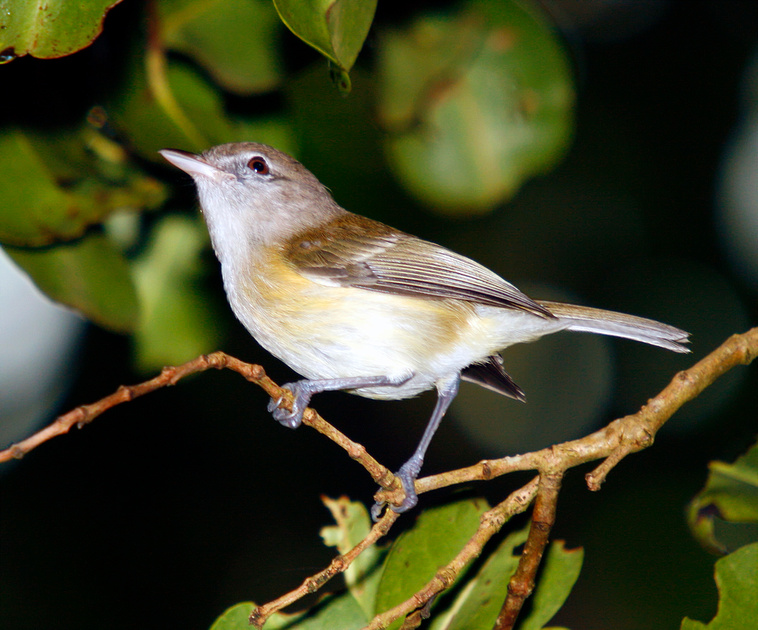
[268,373,413,429]
[372,373,461,519]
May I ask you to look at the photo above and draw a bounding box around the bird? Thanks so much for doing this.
[159,142,690,517]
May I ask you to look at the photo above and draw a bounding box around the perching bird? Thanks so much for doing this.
[160,143,690,516]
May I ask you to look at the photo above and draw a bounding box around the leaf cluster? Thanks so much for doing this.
[0,0,573,371]
[212,498,582,630]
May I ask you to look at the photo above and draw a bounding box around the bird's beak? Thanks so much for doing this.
[159,149,226,181]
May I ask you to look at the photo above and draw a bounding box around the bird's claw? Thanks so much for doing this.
[267,383,308,429]
[371,461,420,521]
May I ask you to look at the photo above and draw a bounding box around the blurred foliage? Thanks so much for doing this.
[210,498,582,630]
[1,1,756,630]
[377,0,574,213]
[6,233,139,332]
[0,0,573,368]
[688,440,758,555]
[130,213,221,371]
[159,0,282,95]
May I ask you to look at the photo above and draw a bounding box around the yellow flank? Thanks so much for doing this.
[231,245,505,396]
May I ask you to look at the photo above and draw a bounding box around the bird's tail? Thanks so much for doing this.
[538,300,690,353]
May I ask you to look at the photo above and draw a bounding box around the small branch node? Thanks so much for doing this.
[346,441,367,461]
[73,406,89,429]
[116,384,134,401]
[480,460,493,479]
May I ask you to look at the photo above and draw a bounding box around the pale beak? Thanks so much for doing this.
[159,149,227,180]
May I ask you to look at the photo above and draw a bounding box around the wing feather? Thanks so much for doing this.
[284,214,552,318]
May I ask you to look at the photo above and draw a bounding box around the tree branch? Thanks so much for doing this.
[364,477,541,630]
[0,351,390,487]
[2,329,757,630]
[249,507,401,628]
[494,473,562,630]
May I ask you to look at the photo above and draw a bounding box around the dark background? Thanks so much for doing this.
[2,1,758,629]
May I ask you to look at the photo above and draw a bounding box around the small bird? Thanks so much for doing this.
[160,142,690,516]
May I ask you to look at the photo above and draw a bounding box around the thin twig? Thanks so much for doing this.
[3,329,757,630]
[363,477,540,630]
[249,507,400,628]
[0,352,257,463]
[410,327,758,498]
[0,352,390,486]
[586,328,758,489]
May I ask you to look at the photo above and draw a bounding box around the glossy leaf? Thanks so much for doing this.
[681,542,758,630]
[5,232,138,332]
[210,592,367,630]
[374,498,488,630]
[160,0,282,95]
[285,592,368,630]
[429,525,527,630]
[377,0,574,215]
[429,525,582,630]
[273,0,376,72]
[0,127,166,247]
[688,441,758,554]
[0,0,121,61]
[210,602,304,630]
[519,540,584,630]
[131,214,221,372]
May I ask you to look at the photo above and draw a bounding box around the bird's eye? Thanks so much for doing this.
[247,156,269,174]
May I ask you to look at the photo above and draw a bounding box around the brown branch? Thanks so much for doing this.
[0,352,390,486]
[249,507,401,628]
[0,352,259,463]
[349,327,758,629]
[494,473,562,630]
[364,477,541,630]
[585,328,758,489]
[409,327,758,499]
[3,329,757,630]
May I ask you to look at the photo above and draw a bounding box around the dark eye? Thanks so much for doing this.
[247,156,269,174]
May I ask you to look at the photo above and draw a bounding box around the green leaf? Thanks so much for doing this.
[210,602,304,630]
[286,592,368,630]
[681,542,758,630]
[5,232,139,332]
[0,0,121,61]
[688,440,758,554]
[108,51,235,159]
[320,497,385,619]
[429,525,527,630]
[0,126,166,247]
[429,525,582,630]
[519,540,583,630]
[210,603,256,630]
[374,498,489,630]
[131,214,221,372]
[160,0,282,95]
[232,113,297,157]
[210,593,368,630]
[377,0,574,215]
[273,0,376,72]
